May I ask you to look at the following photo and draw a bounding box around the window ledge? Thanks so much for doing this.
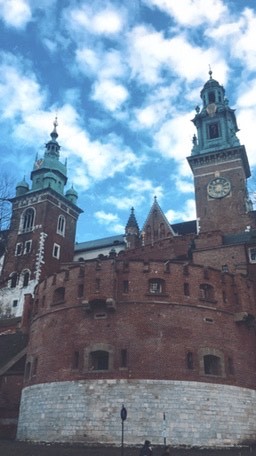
[145,292,169,297]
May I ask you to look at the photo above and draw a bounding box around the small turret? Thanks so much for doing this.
[65,186,78,204]
[125,207,140,249]
[16,177,29,196]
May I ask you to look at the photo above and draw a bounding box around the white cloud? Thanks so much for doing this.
[166,198,196,223]
[94,210,123,233]
[143,0,227,26]
[127,176,164,201]
[128,25,170,85]
[134,83,180,129]
[0,0,32,29]
[95,210,119,223]
[128,25,228,87]
[0,51,138,186]
[237,108,256,168]
[93,9,124,35]
[92,79,129,111]
[154,111,195,165]
[174,178,194,194]
[67,4,124,37]
[0,53,45,119]
[106,196,137,210]
[76,48,126,80]
[231,8,256,70]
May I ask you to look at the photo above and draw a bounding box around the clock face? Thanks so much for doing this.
[207,177,231,199]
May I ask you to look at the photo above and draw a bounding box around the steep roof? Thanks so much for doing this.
[0,331,28,375]
[75,234,125,253]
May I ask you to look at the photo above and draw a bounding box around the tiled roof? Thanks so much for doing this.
[171,220,198,235]
[223,231,253,245]
[75,234,125,252]
[0,332,28,369]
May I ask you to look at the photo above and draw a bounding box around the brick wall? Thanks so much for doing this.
[23,259,256,389]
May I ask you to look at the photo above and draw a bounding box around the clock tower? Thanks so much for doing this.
[187,70,253,234]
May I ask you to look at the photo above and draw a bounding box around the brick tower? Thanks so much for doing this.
[0,119,82,317]
[187,70,253,234]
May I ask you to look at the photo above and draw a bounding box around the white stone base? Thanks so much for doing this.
[17,379,256,447]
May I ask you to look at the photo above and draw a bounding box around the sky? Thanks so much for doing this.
[1,0,256,242]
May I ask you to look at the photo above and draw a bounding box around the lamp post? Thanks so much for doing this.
[163,412,166,446]
[120,404,127,456]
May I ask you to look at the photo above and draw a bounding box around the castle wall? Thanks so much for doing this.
[23,260,256,389]
[17,379,256,447]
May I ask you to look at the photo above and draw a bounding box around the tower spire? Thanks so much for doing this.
[208,65,213,79]
[45,117,60,159]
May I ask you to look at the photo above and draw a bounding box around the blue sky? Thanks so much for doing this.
[1,0,256,242]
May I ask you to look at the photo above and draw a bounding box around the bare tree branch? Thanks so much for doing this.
[0,172,15,230]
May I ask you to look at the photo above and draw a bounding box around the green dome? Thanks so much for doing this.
[16,178,29,196]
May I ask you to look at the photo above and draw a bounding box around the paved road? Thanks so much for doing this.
[0,441,255,456]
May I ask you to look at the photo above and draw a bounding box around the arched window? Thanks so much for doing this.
[186,352,194,370]
[57,215,66,236]
[20,208,35,233]
[10,272,18,288]
[52,287,65,305]
[149,278,165,294]
[160,223,165,238]
[204,355,221,376]
[146,225,151,241]
[184,283,190,296]
[199,283,215,301]
[89,350,109,370]
[22,270,30,287]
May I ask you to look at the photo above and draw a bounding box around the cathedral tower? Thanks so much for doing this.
[187,70,253,234]
[0,120,82,317]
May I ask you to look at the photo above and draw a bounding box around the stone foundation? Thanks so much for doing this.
[17,379,256,447]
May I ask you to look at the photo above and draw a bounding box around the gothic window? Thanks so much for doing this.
[208,122,220,139]
[72,351,80,370]
[184,283,190,296]
[22,270,30,287]
[248,247,256,263]
[89,350,109,370]
[10,272,18,288]
[95,278,100,292]
[52,287,65,305]
[57,215,66,236]
[199,283,215,301]
[208,91,215,103]
[160,223,165,238]
[227,357,234,375]
[20,208,35,233]
[123,280,129,293]
[15,243,23,256]
[77,284,84,297]
[120,349,127,368]
[149,278,164,294]
[146,225,151,241]
[203,355,221,376]
[186,352,194,370]
[52,243,60,259]
[24,240,32,254]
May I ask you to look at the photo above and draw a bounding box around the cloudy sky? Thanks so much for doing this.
[1,0,256,242]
